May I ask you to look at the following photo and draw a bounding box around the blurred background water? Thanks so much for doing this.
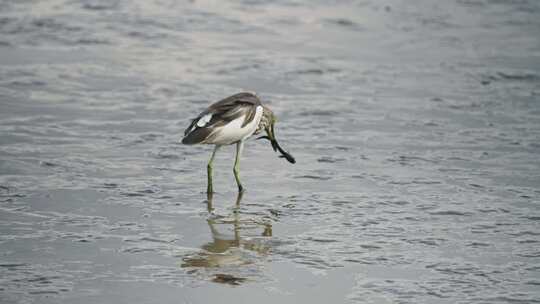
[1,0,539,303]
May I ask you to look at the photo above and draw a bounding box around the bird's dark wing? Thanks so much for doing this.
[207,92,261,114]
[182,92,262,144]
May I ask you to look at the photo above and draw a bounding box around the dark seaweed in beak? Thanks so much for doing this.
[273,140,296,164]
[257,124,296,164]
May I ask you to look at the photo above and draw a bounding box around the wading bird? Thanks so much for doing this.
[182,92,295,194]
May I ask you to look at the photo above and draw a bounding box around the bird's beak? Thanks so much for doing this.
[265,124,278,152]
[265,123,296,164]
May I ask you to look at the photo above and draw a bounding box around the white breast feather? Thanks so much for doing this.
[209,106,263,145]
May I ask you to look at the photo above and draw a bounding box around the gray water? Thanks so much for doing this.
[1,0,540,303]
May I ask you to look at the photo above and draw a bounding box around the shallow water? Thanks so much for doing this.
[1,0,540,303]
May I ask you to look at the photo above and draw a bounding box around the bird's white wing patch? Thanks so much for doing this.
[196,113,213,128]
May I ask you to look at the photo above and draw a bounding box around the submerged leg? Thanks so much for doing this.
[207,145,220,194]
[233,141,245,193]
[234,190,244,207]
[206,192,214,213]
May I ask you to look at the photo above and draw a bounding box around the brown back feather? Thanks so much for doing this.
[182,92,262,144]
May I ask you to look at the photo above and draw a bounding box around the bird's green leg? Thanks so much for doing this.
[207,145,220,194]
[233,141,245,193]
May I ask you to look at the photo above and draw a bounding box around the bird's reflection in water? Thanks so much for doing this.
[181,192,272,285]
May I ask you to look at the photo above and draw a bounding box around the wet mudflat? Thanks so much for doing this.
[1,0,540,303]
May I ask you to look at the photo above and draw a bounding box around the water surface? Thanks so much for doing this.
[1,0,540,303]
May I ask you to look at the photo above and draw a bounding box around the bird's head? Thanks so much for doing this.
[258,106,295,164]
